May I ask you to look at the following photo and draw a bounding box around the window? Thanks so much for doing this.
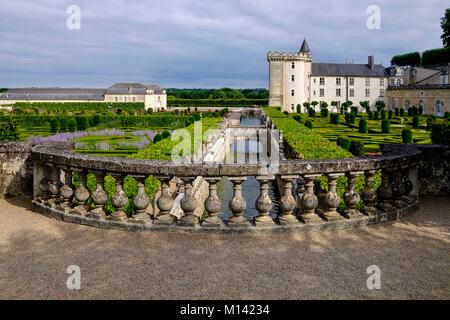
[349,89,355,97]
[397,79,402,86]
[291,90,295,97]
[380,89,385,97]
[320,78,325,85]
[313,78,316,83]
[292,75,295,82]
[365,89,370,97]
[123,96,127,102]
[114,96,119,102]
[349,78,355,86]
[336,88,341,97]
[313,90,316,96]
[365,78,370,86]
[292,62,295,69]
[336,78,341,85]
[132,96,136,102]
[320,88,325,97]
[291,104,295,111]
[380,78,385,86]
[391,79,395,86]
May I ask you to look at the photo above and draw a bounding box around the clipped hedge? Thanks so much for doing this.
[167,98,268,108]
[402,129,413,143]
[431,124,450,145]
[264,108,352,159]
[391,52,421,66]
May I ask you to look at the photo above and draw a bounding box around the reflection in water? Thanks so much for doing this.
[217,114,280,221]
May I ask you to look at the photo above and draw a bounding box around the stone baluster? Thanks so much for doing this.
[59,166,74,210]
[255,176,275,226]
[392,169,407,208]
[88,171,108,219]
[321,173,344,221]
[228,177,250,227]
[178,177,199,226]
[72,168,90,215]
[401,166,416,204]
[377,170,394,212]
[108,174,128,222]
[300,174,322,223]
[130,175,151,224]
[361,170,378,216]
[343,172,364,218]
[154,177,175,225]
[278,175,299,225]
[202,177,224,228]
[34,161,49,202]
[47,164,62,206]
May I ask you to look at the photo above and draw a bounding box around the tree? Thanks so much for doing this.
[359,119,368,134]
[360,101,370,113]
[296,104,302,114]
[310,101,319,111]
[303,102,310,112]
[441,8,450,47]
[381,119,390,134]
[375,100,386,112]
[50,119,59,134]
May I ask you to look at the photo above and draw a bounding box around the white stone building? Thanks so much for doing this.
[268,39,389,113]
[0,83,167,112]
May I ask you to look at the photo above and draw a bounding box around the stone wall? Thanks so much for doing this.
[416,145,450,196]
[0,142,33,198]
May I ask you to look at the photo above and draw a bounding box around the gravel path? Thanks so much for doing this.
[0,197,449,300]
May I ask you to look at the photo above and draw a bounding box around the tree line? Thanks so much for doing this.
[166,88,269,100]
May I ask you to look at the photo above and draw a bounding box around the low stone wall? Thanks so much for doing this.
[416,145,450,196]
[0,142,33,198]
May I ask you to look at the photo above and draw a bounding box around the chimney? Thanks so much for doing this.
[368,56,375,69]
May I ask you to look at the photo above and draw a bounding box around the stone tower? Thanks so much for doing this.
[267,39,312,112]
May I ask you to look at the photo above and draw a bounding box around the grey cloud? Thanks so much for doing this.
[0,0,448,88]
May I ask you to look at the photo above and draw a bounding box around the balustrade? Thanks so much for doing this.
[31,142,421,232]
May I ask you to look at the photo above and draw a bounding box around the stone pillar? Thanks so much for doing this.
[88,171,108,219]
[178,177,199,226]
[392,169,407,208]
[72,169,90,215]
[255,176,274,226]
[154,177,175,226]
[377,170,394,212]
[321,173,344,221]
[59,166,74,211]
[34,161,49,201]
[130,175,151,224]
[47,164,62,206]
[202,177,224,228]
[278,175,299,225]
[343,172,363,218]
[108,174,128,222]
[300,174,322,223]
[228,177,250,227]
[361,170,378,216]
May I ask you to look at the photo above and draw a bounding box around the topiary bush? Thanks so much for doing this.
[381,119,390,134]
[400,108,405,116]
[374,111,380,120]
[0,120,19,142]
[395,108,399,116]
[337,136,351,151]
[161,130,171,139]
[388,110,393,119]
[308,108,315,118]
[426,117,434,130]
[304,120,313,129]
[418,106,424,115]
[431,124,450,145]
[412,116,419,129]
[330,113,339,125]
[68,118,77,132]
[368,111,373,120]
[50,118,59,134]
[153,133,163,143]
[402,129,413,143]
[350,140,365,157]
[321,108,329,118]
[358,119,368,133]
[293,115,302,123]
[381,110,387,120]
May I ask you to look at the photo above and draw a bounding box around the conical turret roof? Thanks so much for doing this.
[299,39,311,53]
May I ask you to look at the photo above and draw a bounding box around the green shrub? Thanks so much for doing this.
[293,115,302,123]
[308,108,316,118]
[330,113,339,125]
[444,112,449,120]
[412,116,419,129]
[161,130,171,139]
[407,108,413,116]
[350,140,365,157]
[304,120,313,129]
[400,108,405,116]
[391,51,421,66]
[381,110,387,120]
[388,110,393,119]
[368,111,373,120]
[153,133,163,143]
[426,117,434,130]
[321,108,329,118]
[337,136,351,151]
[402,129,413,143]
[296,105,301,114]
[418,106,424,115]
[68,118,77,132]
[374,111,380,120]
[50,119,59,133]
[395,108,399,116]
[358,119,368,133]
[283,111,289,116]
[381,119,390,134]
[92,114,101,126]
[59,117,68,132]
[431,124,450,145]
[412,106,418,116]
[0,120,19,142]
[76,116,88,131]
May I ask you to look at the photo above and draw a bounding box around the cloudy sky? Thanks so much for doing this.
[0,0,448,88]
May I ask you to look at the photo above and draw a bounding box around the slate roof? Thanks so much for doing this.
[0,88,106,101]
[299,39,310,53]
[312,63,388,77]
[105,83,165,95]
